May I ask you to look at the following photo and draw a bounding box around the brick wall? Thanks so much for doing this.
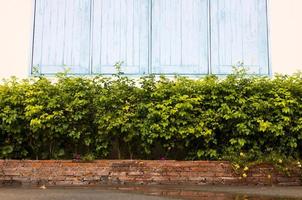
[0,160,301,186]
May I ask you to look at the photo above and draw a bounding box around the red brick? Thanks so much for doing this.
[0,160,301,186]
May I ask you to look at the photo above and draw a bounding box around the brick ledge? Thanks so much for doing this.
[0,160,301,186]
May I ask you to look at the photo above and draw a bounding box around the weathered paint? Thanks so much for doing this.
[210,0,269,75]
[151,0,209,74]
[32,0,91,74]
[31,0,269,75]
[92,0,149,74]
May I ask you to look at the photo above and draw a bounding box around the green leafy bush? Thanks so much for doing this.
[0,71,302,163]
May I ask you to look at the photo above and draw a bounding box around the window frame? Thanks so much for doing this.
[30,0,271,76]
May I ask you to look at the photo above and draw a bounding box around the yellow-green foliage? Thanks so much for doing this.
[0,71,302,161]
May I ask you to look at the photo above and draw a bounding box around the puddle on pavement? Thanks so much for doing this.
[1,185,302,200]
[103,185,302,200]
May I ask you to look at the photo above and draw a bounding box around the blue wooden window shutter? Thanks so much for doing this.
[32,0,91,74]
[210,0,269,75]
[91,0,150,75]
[151,0,209,74]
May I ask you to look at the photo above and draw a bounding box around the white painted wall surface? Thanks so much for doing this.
[0,0,301,79]
[269,0,302,74]
[0,0,32,78]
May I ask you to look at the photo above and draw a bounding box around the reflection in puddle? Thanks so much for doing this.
[107,185,302,200]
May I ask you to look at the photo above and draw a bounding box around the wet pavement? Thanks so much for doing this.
[0,185,302,200]
[0,187,171,200]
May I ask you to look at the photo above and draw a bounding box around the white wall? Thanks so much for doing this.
[0,0,32,79]
[0,0,301,79]
[270,0,302,74]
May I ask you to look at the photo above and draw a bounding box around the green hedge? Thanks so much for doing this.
[1,70,302,162]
